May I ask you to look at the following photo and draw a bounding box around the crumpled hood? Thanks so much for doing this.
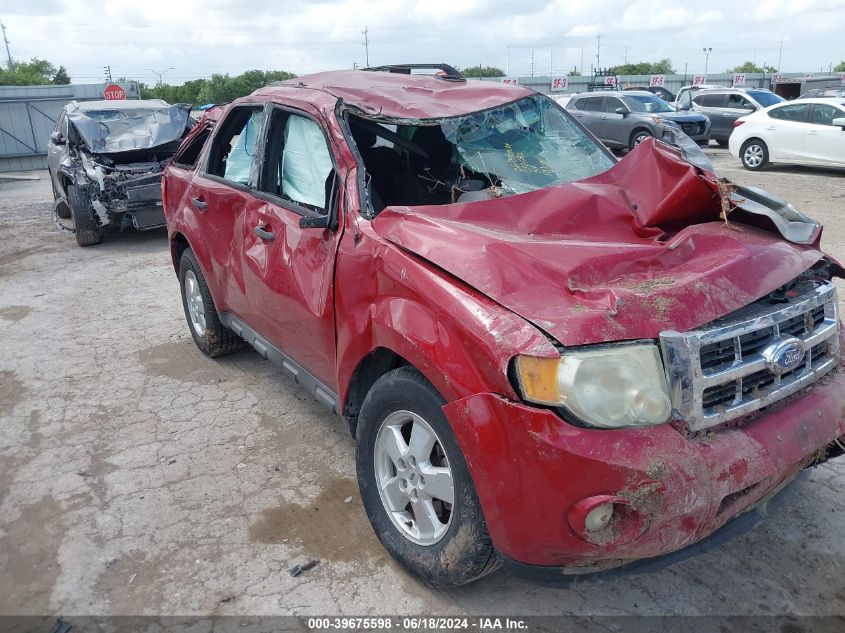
[371,140,825,346]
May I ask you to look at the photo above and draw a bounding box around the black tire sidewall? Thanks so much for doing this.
[178,248,240,358]
[355,368,495,586]
[630,129,651,150]
[68,184,101,246]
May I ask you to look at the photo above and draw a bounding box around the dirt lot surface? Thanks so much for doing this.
[1,148,844,618]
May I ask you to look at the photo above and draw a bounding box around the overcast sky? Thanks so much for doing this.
[3,0,844,85]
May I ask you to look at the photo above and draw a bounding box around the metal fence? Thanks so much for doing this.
[0,82,140,173]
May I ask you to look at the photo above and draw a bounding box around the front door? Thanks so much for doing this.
[241,103,342,387]
[807,103,845,167]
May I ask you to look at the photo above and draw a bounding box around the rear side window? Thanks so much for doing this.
[205,106,264,185]
[172,126,211,168]
[769,103,810,122]
[258,108,335,214]
[694,94,726,107]
[582,97,604,111]
[727,94,754,109]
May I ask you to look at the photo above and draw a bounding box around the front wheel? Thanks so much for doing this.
[67,184,101,247]
[740,139,769,171]
[356,367,500,586]
[178,248,242,357]
[629,129,652,150]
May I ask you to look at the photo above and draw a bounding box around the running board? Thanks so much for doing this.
[218,312,339,414]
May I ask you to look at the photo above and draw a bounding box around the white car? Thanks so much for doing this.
[729,98,845,170]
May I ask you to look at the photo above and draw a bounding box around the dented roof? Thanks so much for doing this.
[254,69,534,120]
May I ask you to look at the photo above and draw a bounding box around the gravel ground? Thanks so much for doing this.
[1,148,844,620]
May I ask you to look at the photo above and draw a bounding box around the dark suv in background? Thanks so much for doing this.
[567,90,710,150]
[680,87,784,145]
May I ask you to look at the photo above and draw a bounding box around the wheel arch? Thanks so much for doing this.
[342,346,411,436]
[170,231,191,274]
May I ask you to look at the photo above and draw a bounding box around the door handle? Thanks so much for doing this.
[767,126,777,131]
[722,113,731,117]
[808,130,819,135]
[254,225,275,241]
[190,196,208,210]
[601,116,608,120]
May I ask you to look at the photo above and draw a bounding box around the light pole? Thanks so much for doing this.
[702,47,712,80]
[146,67,174,86]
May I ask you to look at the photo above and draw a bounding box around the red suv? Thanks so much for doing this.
[163,64,845,586]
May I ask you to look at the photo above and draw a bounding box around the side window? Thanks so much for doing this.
[172,126,211,168]
[694,94,725,107]
[205,107,264,185]
[604,97,625,113]
[583,97,604,111]
[769,104,809,122]
[727,94,753,110]
[811,104,840,126]
[678,90,692,108]
[258,108,335,214]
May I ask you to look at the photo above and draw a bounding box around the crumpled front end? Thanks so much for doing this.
[76,152,168,231]
[445,332,845,571]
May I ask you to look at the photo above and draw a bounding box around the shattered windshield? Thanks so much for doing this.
[440,95,614,194]
[67,104,192,153]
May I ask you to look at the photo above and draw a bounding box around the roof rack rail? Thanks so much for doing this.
[362,64,465,82]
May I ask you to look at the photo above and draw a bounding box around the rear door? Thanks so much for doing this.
[598,96,630,147]
[692,93,729,139]
[186,105,265,319]
[767,103,811,161]
[569,97,606,141]
[240,102,343,386]
[806,103,845,166]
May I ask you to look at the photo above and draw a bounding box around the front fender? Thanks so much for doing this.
[334,221,557,409]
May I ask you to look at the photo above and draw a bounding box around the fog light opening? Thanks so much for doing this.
[584,502,615,532]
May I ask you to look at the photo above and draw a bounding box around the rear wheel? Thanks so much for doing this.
[356,367,500,586]
[178,248,242,357]
[740,139,769,171]
[67,184,101,247]
[629,129,652,150]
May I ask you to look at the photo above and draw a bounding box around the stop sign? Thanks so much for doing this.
[103,83,126,100]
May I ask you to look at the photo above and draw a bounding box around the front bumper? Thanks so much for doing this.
[443,343,845,570]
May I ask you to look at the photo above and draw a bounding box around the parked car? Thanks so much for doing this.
[672,84,726,109]
[681,87,784,145]
[47,99,193,246]
[163,65,845,587]
[798,87,845,99]
[566,90,711,149]
[729,98,845,170]
[623,85,675,102]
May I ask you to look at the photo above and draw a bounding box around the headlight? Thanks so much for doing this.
[514,343,673,429]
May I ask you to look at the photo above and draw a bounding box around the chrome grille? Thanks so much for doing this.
[660,281,840,431]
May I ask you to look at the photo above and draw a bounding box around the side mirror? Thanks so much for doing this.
[677,103,691,111]
[832,117,845,130]
[614,107,628,116]
[50,131,66,145]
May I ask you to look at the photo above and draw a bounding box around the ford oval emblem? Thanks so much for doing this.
[762,337,806,375]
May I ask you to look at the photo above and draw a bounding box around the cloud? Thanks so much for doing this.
[2,0,842,83]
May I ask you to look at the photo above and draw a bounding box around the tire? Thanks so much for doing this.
[178,248,242,357]
[356,366,500,586]
[740,138,769,171]
[716,139,730,147]
[67,184,101,246]
[52,179,71,219]
[629,129,652,150]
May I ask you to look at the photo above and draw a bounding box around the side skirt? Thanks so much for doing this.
[218,312,339,414]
